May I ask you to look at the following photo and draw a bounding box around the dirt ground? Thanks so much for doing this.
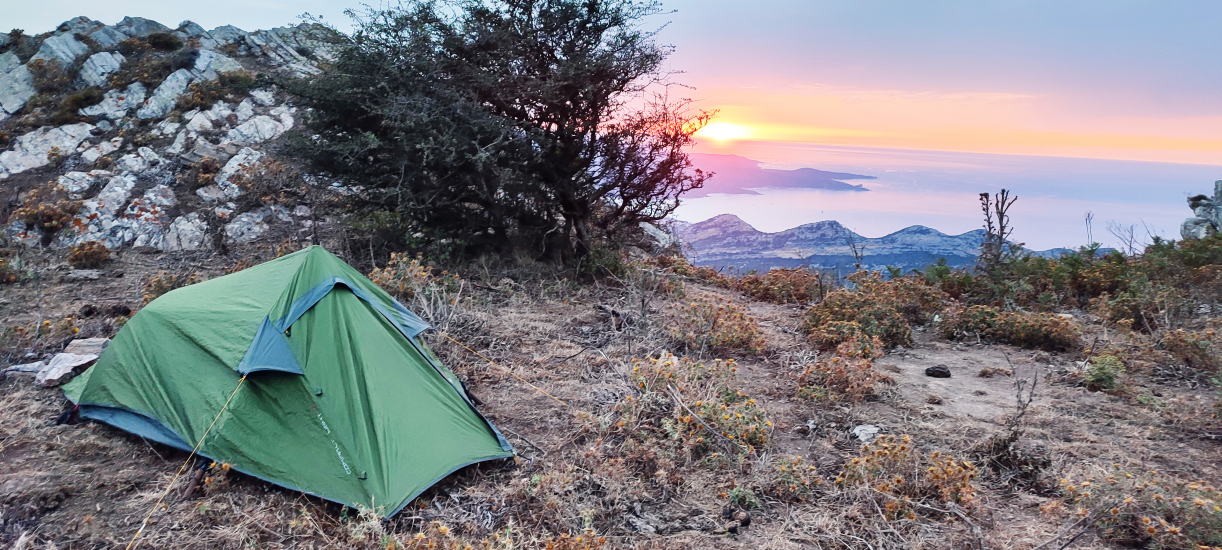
[1,248,1220,549]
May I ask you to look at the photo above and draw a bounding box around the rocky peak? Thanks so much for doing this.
[1,15,332,253]
[1180,180,1222,240]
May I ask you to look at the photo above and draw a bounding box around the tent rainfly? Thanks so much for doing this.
[63,246,513,515]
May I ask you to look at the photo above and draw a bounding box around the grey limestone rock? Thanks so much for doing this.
[89,26,128,49]
[32,33,89,66]
[79,51,125,87]
[80,82,146,119]
[208,25,248,46]
[31,33,90,65]
[1179,181,1222,240]
[225,115,290,145]
[216,146,263,186]
[80,137,123,164]
[137,69,193,119]
[56,170,113,194]
[250,88,275,106]
[234,98,254,122]
[0,123,94,178]
[58,16,103,35]
[162,213,207,251]
[113,17,170,38]
[0,64,36,121]
[225,210,269,244]
[0,52,19,74]
[190,50,242,81]
[176,21,217,50]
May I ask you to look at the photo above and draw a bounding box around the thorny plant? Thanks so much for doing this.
[666,292,765,355]
[836,434,980,520]
[370,252,466,332]
[141,271,204,305]
[603,352,772,478]
[939,304,1080,352]
[798,334,894,404]
[1043,466,1222,549]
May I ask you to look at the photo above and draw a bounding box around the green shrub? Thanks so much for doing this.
[51,87,104,125]
[940,305,1079,351]
[147,32,184,51]
[1085,355,1125,391]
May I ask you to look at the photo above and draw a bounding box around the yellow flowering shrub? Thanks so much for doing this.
[611,352,772,474]
[1044,466,1222,548]
[939,304,1079,351]
[666,292,765,354]
[142,271,203,304]
[836,434,979,519]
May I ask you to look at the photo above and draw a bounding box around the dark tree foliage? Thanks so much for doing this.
[285,0,710,261]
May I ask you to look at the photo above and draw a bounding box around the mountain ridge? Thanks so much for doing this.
[673,214,1074,272]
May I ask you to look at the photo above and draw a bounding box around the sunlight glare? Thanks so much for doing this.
[697,122,752,141]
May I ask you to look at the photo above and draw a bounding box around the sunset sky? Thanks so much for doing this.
[9,1,1221,166]
[663,0,1222,165]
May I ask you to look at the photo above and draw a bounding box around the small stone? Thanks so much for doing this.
[64,338,110,356]
[2,361,44,375]
[36,353,98,386]
[66,269,102,281]
[851,424,880,443]
[925,365,951,378]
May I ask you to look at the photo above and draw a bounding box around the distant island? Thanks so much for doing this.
[685,153,874,197]
[672,214,1080,273]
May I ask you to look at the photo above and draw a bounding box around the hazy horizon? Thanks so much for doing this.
[677,143,1220,252]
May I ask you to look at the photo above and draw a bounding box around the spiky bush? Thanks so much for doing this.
[836,434,979,519]
[666,292,765,354]
[1044,467,1222,549]
[940,305,1079,351]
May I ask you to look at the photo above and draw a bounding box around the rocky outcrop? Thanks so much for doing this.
[31,33,90,65]
[0,54,35,121]
[79,52,125,87]
[1180,181,1222,240]
[113,16,170,38]
[0,123,95,178]
[137,69,193,119]
[79,83,147,119]
[1,15,324,252]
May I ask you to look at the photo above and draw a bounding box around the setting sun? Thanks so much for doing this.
[697,122,752,141]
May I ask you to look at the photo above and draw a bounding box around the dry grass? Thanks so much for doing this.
[1,248,1220,549]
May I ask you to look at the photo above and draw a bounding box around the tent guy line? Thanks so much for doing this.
[126,374,249,550]
[440,332,569,407]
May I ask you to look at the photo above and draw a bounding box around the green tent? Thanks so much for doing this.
[63,246,513,515]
